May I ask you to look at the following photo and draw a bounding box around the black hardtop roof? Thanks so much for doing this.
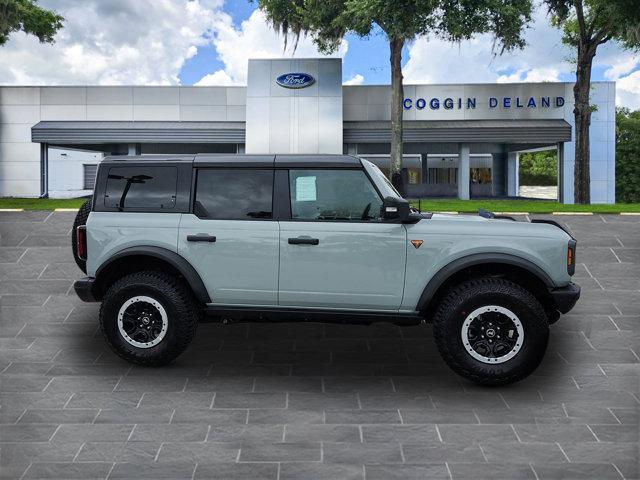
[101,154,362,168]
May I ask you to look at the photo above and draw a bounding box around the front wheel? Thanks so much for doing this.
[433,278,549,386]
[99,271,199,366]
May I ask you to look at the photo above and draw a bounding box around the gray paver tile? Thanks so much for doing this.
[0,213,637,477]
[448,462,536,479]
[171,408,248,424]
[206,424,284,442]
[322,442,402,464]
[438,424,519,443]
[532,462,624,479]
[194,462,278,479]
[238,442,321,462]
[361,424,439,443]
[51,424,134,443]
[109,462,196,479]
[365,464,449,480]
[480,441,567,463]
[324,409,401,424]
[248,409,323,424]
[280,462,364,480]
[129,424,209,442]
[0,442,82,465]
[18,408,98,424]
[401,442,485,463]
[75,441,161,462]
[93,407,174,424]
[213,392,286,408]
[0,424,58,442]
[22,462,113,479]
[156,442,240,462]
[284,424,360,442]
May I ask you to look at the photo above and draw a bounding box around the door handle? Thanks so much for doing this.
[288,237,319,245]
[187,234,216,243]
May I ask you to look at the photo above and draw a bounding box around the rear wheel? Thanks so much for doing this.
[433,278,549,385]
[99,271,198,366]
[71,200,91,273]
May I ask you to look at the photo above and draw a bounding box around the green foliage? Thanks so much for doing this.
[258,0,532,52]
[519,150,558,186]
[2,197,639,213]
[0,197,87,210]
[546,0,640,50]
[616,108,640,203]
[406,199,640,213]
[0,0,63,45]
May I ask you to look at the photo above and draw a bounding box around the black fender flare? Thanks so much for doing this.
[416,252,554,312]
[95,246,211,303]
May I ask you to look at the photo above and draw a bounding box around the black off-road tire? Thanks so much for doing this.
[432,278,549,386]
[71,200,91,273]
[99,271,199,366]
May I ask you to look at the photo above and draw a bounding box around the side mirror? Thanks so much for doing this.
[381,196,411,222]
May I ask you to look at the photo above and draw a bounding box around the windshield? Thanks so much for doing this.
[361,159,403,199]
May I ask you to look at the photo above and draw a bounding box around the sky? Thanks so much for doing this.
[0,0,638,108]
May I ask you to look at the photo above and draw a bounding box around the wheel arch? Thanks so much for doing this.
[417,253,555,320]
[93,246,211,304]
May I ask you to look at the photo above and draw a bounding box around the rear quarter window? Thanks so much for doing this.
[104,166,178,211]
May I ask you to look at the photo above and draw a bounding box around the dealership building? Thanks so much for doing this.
[0,58,616,203]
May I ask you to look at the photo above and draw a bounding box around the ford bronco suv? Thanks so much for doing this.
[73,154,580,385]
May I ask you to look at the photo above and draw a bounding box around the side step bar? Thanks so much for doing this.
[204,305,425,325]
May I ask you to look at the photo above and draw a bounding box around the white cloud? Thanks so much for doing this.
[616,70,640,110]
[497,67,561,83]
[0,0,223,85]
[195,70,237,86]
[343,73,364,85]
[197,9,348,86]
[604,53,639,81]
[402,9,639,108]
[403,10,571,85]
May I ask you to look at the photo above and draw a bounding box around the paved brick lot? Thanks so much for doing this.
[0,211,638,480]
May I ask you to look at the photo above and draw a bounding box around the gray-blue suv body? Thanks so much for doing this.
[72,154,580,385]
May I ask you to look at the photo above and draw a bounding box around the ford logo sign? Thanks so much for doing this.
[276,73,315,89]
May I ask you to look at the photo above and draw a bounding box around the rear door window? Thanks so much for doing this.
[104,166,178,211]
[194,169,274,220]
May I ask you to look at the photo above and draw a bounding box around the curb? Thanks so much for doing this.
[54,208,80,212]
[0,208,24,212]
[551,212,593,215]
[429,211,635,216]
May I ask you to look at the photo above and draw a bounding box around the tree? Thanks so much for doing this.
[0,0,64,46]
[615,107,640,203]
[544,0,640,204]
[519,150,558,186]
[257,0,532,193]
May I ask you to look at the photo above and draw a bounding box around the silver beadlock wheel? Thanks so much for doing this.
[460,305,524,364]
[117,295,168,348]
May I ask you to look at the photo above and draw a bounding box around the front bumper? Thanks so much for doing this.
[549,282,581,314]
[74,276,98,302]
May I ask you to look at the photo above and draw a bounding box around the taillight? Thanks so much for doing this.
[567,239,577,275]
[76,226,87,260]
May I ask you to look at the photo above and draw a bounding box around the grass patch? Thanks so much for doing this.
[409,199,640,214]
[1,197,639,214]
[0,198,88,210]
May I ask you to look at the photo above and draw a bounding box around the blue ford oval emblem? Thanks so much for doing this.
[276,72,315,89]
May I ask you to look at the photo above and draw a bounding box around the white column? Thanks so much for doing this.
[457,143,470,200]
[507,151,519,197]
[127,144,137,155]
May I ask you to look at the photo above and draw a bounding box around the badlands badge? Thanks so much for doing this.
[410,240,423,249]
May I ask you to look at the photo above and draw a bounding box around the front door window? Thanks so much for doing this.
[288,169,382,221]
